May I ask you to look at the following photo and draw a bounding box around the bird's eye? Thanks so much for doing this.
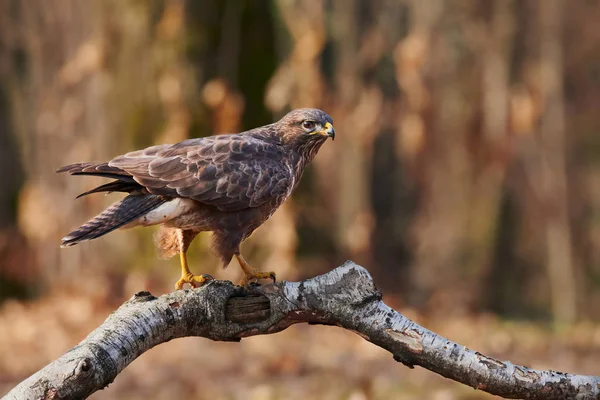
[302,120,315,131]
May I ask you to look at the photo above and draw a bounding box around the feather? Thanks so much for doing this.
[61,195,167,247]
[75,180,142,199]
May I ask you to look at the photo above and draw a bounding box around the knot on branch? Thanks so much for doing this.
[130,291,156,302]
[226,293,271,323]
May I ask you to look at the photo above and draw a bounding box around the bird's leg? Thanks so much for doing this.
[235,252,276,286]
[174,230,213,290]
[174,251,213,289]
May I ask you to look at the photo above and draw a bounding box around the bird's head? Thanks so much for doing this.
[276,108,335,147]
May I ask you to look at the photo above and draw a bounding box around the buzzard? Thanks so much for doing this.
[58,108,335,289]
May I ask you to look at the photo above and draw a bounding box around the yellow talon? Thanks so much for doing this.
[175,273,212,290]
[175,250,212,289]
[235,253,276,286]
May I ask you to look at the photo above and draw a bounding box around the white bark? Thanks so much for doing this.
[4,262,599,399]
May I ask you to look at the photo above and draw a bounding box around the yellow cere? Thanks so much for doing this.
[311,121,333,136]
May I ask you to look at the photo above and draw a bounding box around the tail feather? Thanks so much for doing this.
[75,180,143,199]
[57,162,135,182]
[61,195,167,247]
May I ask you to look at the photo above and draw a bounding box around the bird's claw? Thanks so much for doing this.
[239,270,276,287]
[175,273,214,290]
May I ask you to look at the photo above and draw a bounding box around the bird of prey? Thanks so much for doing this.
[58,108,335,289]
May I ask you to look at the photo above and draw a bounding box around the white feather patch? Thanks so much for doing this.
[126,198,196,228]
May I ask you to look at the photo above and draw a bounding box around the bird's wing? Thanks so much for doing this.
[108,135,294,212]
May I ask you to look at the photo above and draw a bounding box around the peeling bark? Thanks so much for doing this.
[4,262,599,399]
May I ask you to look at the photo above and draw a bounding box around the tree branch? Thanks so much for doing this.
[4,262,599,399]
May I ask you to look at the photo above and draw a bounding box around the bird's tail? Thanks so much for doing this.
[61,195,167,247]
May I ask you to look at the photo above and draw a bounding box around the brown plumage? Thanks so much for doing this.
[58,108,335,288]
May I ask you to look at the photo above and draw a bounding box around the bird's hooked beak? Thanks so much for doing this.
[322,122,335,140]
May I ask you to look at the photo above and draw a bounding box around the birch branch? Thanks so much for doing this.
[4,261,599,399]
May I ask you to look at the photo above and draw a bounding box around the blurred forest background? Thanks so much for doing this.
[1,0,600,398]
